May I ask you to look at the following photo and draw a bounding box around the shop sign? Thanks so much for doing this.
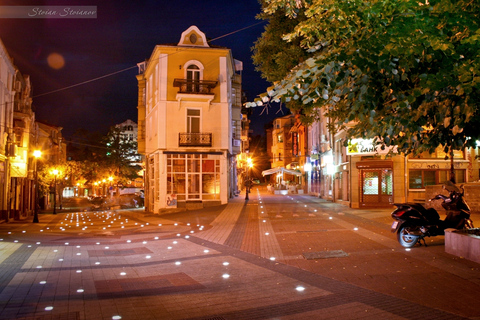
[292,132,298,156]
[347,139,396,155]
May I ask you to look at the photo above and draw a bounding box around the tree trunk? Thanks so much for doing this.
[450,147,456,184]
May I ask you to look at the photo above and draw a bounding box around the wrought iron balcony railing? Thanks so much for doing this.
[179,133,212,147]
[173,79,218,94]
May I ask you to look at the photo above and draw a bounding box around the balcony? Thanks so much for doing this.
[173,79,217,94]
[179,133,212,147]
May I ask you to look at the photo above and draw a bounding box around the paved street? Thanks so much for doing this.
[0,187,479,320]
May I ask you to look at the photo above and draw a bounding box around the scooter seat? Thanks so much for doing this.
[424,208,441,221]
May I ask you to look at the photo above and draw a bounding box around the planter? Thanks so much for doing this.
[445,228,480,264]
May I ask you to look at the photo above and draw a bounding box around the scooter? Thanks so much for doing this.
[391,181,474,248]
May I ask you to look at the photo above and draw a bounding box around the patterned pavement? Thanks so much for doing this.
[0,188,478,320]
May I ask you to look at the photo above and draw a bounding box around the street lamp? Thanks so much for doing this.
[52,169,59,215]
[32,150,41,223]
[245,157,253,200]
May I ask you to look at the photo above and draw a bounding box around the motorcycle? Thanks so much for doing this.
[391,181,474,248]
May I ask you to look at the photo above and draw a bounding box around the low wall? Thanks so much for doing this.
[445,229,480,264]
[424,183,480,213]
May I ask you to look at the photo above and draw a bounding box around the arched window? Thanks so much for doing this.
[186,64,200,92]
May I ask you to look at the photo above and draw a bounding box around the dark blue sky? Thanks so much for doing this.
[0,0,282,137]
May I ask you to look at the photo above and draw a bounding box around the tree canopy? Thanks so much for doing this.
[248,0,480,157]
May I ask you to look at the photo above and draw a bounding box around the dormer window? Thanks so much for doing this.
[189,33,197,44]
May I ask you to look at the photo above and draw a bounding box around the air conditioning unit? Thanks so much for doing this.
[233,139,241,147]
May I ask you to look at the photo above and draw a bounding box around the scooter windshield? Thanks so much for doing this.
[443,181,460,193]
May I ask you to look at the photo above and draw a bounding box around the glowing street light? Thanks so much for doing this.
[32,150,42,223]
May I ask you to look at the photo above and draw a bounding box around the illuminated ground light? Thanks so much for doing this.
[145,255,151,259]
[59,259,64,262]
[39,281,47,284]
[45,306,54,311]
[223,262,229,266]
[76,270,82,273]
[77,289,84,293]
[329,217,333,220]
[204,249,209,253]
[175,261,181,265]
[95,262,101,265]
[353,227,359,231]
[112,316,122,320]
[270,257,276,261]
[222,274,230,279]
[296,286,306,292]
[405,248,411,252]
[36,266,42,269]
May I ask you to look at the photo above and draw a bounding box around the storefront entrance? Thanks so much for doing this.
[357,161,393,207]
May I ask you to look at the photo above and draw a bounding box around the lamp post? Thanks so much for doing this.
[32,150,41,223]
[52,169,58,214]
[245,158,253,200]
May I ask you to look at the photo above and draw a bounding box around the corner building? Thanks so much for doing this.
[136,26,242,212]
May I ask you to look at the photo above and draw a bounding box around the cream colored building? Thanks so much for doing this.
[136,26,242,212]
[306,115,480,208]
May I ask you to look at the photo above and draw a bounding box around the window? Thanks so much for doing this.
[409,169,465,189]
[167,154,220,201]
[187,109,200,133]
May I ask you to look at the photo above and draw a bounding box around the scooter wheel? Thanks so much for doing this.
[397,225,420,248]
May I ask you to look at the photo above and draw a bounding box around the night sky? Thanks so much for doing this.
[0,0,284,138]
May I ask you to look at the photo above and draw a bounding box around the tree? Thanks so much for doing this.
[102,126,141,188]
[251,0,312,119]
[248,0,480,181]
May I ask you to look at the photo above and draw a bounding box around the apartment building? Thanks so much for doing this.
[136,26,242,212]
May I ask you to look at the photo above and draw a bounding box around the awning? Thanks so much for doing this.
[262,167,302,176]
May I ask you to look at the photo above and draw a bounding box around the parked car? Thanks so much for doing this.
[118,193,144,208]
[89,196,108,210]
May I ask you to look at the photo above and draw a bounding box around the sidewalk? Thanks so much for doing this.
[0,190,478,319]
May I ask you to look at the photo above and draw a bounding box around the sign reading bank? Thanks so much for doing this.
[347,139,397,155]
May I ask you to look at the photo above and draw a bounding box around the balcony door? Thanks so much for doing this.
[186,65,200,92]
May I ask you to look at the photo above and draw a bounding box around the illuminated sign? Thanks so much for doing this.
[292,132,298,156]
[347,139,396,155]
